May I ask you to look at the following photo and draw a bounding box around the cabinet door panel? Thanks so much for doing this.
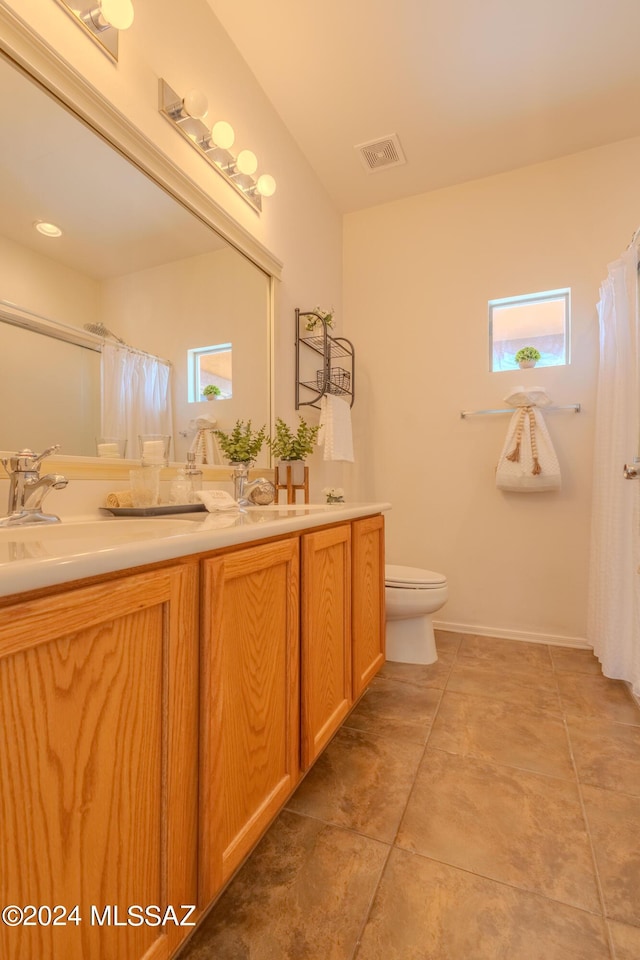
[200,539,300,902]
[352,515,386,699]
[0,565,199,960]
[301,525,352,769]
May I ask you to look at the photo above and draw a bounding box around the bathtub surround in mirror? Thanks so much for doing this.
[0,46,273,468]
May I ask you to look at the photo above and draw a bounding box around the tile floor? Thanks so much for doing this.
[178,631,640,960]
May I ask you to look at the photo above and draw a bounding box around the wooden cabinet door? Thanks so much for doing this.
[352,515,386,700]
[0,563,199,960]
[200,538,300,903]
[301,524,352,770]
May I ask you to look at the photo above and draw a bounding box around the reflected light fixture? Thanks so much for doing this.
[158,79,276,214]
[54,0,134,61]
[34,220,63,238]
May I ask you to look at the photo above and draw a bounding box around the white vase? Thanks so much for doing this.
[518,360,536,368]
[276,459,305,486]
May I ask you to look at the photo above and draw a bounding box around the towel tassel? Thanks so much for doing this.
[506,442,521,462]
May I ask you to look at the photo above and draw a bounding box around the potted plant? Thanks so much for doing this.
[202,384,222,400]
[215,420,266,464]
[515,346,541,369]
[267,416,320,485]
[305,306,335,334]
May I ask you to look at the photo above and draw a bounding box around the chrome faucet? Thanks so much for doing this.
[0,445,68,526]
[230,464,275,506]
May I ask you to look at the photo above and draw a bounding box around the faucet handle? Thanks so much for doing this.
[1,445,60,475]
[31,444,61,467]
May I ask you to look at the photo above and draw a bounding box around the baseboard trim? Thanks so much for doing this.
[433,619,591,650]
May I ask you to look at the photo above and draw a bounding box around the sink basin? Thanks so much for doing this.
[0,517,200,562]
[0,518,198,541]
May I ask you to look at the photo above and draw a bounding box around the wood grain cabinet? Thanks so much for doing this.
[0,563,199,960]
[301,524,352,770]
[0,511,385,959]
[351,515,385,700]
[199,538,300,904]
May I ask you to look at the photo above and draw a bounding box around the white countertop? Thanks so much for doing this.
[0,502,391,599]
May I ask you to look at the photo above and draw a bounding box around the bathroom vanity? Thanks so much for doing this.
[0,504,387,960]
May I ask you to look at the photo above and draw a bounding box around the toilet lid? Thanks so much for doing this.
[385,564,447,588]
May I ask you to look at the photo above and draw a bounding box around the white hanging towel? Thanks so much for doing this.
[317,394,354,461]
[495,388,561,492]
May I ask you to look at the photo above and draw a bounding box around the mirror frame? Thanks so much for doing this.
[0,5,281,480]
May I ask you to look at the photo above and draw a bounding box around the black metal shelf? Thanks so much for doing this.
[295,309,355,410]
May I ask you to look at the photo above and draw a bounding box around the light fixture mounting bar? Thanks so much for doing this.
[158,79,262,213]
[53,0,120,61]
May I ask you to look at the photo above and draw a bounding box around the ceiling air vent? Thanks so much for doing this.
[355,134,406,174]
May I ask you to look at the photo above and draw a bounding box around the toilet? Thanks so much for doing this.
[385,564,449,665]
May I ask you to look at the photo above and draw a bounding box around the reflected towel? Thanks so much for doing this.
[318,395,354,462]
[188,416,218,464]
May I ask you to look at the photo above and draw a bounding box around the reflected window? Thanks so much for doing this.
[188,342,232,401]
[489,289,570,372]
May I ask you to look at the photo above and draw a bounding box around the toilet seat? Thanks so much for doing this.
[385,564,447,589]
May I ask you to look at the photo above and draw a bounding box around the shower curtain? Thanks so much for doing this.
[587,240,640,696]
[101,342,173,460]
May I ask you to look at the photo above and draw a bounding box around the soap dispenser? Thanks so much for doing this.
[185,451,203,503]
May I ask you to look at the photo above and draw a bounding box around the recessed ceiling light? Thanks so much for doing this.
[34,221,63,238]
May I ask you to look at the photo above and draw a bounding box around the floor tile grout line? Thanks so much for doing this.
[348,840,395,960]
[349,682,449,960]
[563,714,617,960]
[390,843,610,922]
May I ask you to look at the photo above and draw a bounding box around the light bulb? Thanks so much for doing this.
[99,0,134,30]
[211,120,235,150]
[256,174,277,197]
[236,149,258,176]
[183,89,208,121]
[34,221,62,238]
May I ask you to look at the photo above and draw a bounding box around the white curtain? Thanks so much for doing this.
[101,343,173,460]
[587,242,640,695]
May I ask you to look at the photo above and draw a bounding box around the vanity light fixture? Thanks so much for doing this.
[34,220,63,238]
[54,0,135,62]
[158,79,276,213]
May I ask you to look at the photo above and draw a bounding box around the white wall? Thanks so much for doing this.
[344,137,640,644]
[3,0,343,484]
[0,234,99,326]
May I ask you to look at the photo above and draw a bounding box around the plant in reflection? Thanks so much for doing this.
[202,384,222,399]
[215,420,266,463]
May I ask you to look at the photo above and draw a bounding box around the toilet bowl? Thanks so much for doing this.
[385,564,448,665]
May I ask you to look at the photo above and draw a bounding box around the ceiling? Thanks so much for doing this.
[208,0,640,213]
[0,57,225,280]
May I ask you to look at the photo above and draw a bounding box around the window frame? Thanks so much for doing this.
[488,288,571,373]
[188,341,233,402]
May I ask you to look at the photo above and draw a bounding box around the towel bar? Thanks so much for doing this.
[460,403,581,419]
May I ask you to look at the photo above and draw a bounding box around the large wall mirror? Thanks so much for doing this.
[0,48,273,471]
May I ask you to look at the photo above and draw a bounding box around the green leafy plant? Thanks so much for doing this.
[305,306,334,332]
[203,384,222,397]
[515,346,541,363]
[267,416,320,460]
[215,420,266,463]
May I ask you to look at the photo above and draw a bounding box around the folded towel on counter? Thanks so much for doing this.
[196,489,240,512]
[318,394,354,462]
[105,490,134,508]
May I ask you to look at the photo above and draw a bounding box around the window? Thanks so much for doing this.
[188,342,232,401]
[489,289,570,372]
